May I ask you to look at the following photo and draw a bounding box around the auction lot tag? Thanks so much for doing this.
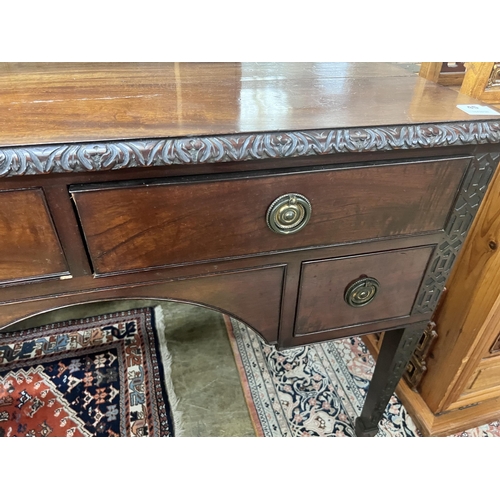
[457,104,500,116]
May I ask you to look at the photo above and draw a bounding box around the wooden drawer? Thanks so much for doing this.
[294,246,434,337]
[70,157,468,276]
[0,189,69,284]
[464,357,500,395]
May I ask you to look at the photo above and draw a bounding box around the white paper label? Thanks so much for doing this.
[456,104,500,116]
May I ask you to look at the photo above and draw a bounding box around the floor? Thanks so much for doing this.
[11,300,256,437]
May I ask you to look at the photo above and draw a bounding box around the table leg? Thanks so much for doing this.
[354,321,427,437]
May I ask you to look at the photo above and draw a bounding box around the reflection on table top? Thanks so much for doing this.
[0,62,495,147]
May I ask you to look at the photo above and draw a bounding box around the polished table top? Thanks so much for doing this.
[0,62,497,147]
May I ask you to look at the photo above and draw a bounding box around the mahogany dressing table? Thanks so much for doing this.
[0,62,499,436]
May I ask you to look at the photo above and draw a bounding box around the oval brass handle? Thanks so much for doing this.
[266,193,312,235]
[344,277,380,307]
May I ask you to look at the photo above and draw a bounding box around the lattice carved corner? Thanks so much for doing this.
[403,321,438,390]
[412,152,500,315]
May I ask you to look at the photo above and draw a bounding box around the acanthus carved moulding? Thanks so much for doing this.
[0,121,499,178]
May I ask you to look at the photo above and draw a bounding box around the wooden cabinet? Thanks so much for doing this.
[460,63,500,104]
[419,62,500,103]
[426,158,500,435]
[0,63,499,436]
[366,157,500,435]
[363,63,500,436]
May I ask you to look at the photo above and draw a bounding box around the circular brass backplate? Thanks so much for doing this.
[344,277,380,307]
[266,193,312,235]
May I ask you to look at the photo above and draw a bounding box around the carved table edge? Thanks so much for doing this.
[0,121,499,177]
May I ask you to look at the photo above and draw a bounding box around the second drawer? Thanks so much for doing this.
[294,246,434,336]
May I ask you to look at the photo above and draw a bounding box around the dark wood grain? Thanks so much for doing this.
[0,63,495,148]
[0,232,441,313]
[0,63,498,437]
[43,184,92,278]
[71,158,468,276]
[0,188,69,284]
[0,265,285,344]
[295,247,433,336]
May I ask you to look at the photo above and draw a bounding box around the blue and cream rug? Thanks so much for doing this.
[225,316,500,437]
[2,305,499,437]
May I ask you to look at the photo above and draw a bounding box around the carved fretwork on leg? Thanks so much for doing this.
[355,321,428,437]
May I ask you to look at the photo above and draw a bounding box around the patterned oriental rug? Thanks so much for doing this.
[225,317,500,437]
[0,308,177,437]
[3,305,499,437]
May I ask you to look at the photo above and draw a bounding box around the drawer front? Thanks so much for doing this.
[71,157,468,276]
[0,189,69,284]
[294,246,434,336]
[464,360,500,395]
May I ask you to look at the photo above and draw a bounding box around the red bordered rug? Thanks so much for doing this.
[225,316,500,437]
[0,308,178,437]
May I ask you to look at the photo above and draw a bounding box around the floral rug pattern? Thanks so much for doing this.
[226,317,500,437]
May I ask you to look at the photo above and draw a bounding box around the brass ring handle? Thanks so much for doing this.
[266,193,312,235]
[344,277,380,307]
